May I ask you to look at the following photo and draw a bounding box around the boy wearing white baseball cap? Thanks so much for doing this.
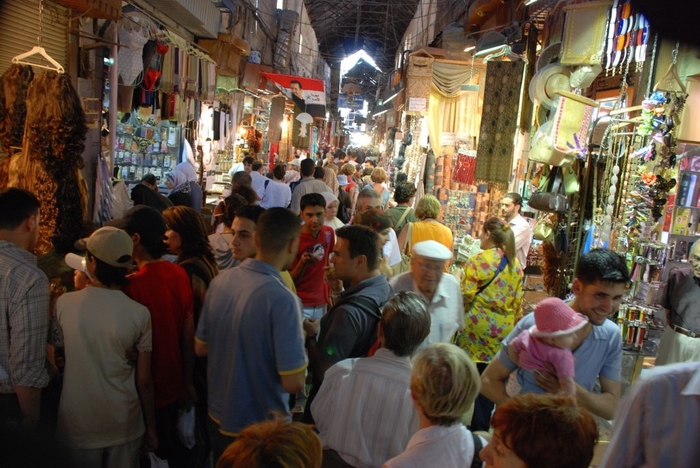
[53,227,156,466]
[508,297,589,399]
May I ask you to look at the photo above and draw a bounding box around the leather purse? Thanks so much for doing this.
[533,214,556,242]
[528,166,569,215]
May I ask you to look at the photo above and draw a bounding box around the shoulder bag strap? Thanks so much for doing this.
[548,166,564,194]
[470,433,484,468]
[397,206,412,227]
[475,254,509,296]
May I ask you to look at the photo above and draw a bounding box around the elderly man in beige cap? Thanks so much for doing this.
[390,240,464,350]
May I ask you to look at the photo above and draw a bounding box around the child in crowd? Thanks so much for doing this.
[508,297,588,398]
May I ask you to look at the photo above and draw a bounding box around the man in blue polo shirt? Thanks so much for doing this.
[480,249,630,420]
[195,208,307,463]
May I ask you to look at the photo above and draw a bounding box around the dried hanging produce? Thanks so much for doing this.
[9,71,88,255]
[0,64,34,187]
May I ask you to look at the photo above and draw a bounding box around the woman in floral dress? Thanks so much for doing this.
[457,216,523,431]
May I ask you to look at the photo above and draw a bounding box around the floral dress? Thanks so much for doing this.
[457,248,524,363]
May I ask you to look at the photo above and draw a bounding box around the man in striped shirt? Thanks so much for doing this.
[311,292,430,468]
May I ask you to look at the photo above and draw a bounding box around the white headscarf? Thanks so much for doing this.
[167,168,190,193]
[175,161,197,182]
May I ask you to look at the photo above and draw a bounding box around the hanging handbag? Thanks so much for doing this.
[554,221,570,254]
[528,166,569,215]
[533,214,556,242]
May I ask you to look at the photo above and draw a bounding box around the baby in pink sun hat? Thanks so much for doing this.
[509,297,589,399]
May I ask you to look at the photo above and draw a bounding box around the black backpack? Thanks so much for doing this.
[336,189,352,224]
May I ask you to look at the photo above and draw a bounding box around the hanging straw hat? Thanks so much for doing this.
[529,63,571,110]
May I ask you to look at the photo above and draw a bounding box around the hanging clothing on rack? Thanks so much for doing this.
[118,24,150,86]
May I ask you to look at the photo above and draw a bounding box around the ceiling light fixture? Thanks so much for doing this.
[372,105,389,117]
[473,31,508,57]
[524,0,539,5]
[463,38,477,53]
[382,83,402,104]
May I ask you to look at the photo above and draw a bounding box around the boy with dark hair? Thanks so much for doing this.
[108,206,195,467]
[291,193,335,321]
[228,156,254,177]
[231,206,266,262]
[54,227,156,466]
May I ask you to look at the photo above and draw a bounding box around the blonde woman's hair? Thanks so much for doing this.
[370,167,388,183]
[415,195,441,220]
[340,163,357,176]
[483,217,516,268]
[216,416,322,468]
[411,343,481,426]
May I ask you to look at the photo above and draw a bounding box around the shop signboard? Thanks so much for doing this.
[408,97,427,112]
[261,73,326,119]
[338,93,365,110]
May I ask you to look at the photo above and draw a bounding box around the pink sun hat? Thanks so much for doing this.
[530,297,589,338]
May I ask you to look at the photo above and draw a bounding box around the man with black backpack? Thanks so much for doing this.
[302,225,392,424]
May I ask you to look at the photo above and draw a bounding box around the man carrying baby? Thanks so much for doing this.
[480,249,630,420]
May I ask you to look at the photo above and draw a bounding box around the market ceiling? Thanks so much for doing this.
[303,0,422,71]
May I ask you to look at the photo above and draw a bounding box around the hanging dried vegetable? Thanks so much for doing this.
[9,71,88,255]
[0,64,34,187]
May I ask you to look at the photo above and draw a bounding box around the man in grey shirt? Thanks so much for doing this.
[290,159,332,214]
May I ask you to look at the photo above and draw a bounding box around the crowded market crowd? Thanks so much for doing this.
[1,149,699,468]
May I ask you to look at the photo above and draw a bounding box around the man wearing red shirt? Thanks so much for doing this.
[109,206,195,468]
[290,193,335,321]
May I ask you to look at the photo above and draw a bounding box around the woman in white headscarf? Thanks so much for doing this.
[166,168,192,207]
[174,161,203,212]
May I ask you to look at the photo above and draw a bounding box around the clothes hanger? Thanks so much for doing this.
[653,42,687,94]
[12,46,64,73]
[11,0,64,73]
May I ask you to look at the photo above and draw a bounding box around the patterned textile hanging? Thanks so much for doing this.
[452,150,477,185]
[474,61,525,184]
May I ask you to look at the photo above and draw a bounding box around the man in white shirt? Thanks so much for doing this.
[260,164,292,209]
[249,160,269,201]
[311,292,430,468]
[500,193,532,268]
[390,240,464,349]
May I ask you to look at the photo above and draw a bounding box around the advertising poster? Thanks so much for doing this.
[261,73,326,119]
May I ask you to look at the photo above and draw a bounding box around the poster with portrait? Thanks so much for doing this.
[261,73,326,119]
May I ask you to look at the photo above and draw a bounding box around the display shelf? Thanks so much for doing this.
[114,122,181,184]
